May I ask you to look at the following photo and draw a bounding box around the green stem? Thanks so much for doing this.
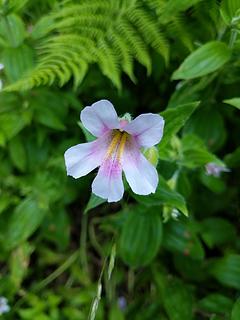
[128,268,135,294]
[229,28,238,48]
[32,251,79,291]
[89,217,105,256]
[79,213,89,275]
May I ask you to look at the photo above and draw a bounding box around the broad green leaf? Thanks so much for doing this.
[30,89,68,130]
[183,108,226,151]
[31,16,55,39]
[0,193,15,215]
[3,196,47,250]
[84,194,106,214]
[0,14,25,47]
[161,279,193,320]
[225,146,240,168]
[159,101,199,151]
[172,41,231,80]
[198,293,233,314]
[224,97,240,110]
[119,206,162,267]
[210,254,240,289]
[180,134,220,168]
[2,45,35,83]
[132,175,188,216]
[173,254,207,282]
[34,106,66,130]
[163,220,205,260]
[0,109,32,140]
[154,272,193,320]
[200,172,226,194]
[232,299,240,320]
[200,218,236,248]
[8,135,27,172]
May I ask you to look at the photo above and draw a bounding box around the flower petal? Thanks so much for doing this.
[92,157,124,202]
[124,113,164,147]
[64,134,110,179]
[80,99,120,137]
[122,140,158,195]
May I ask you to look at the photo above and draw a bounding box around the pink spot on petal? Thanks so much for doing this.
[120,120,129,129]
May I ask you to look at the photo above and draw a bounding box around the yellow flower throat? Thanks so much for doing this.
[106,130,129,160]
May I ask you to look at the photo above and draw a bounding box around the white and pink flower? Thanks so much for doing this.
[64,100,164,202]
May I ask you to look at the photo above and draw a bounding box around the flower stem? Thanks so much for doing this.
[79,213,89,275]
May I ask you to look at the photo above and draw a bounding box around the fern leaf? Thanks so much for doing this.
[127,7,169,63]
[4,0,171,91]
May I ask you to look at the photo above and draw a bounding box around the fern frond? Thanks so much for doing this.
[127,7,169,63]
[111,30,136,82]
[116,21,152,74]
[96,39,121,89]
[167,14,194,52]
[5,0,170,91]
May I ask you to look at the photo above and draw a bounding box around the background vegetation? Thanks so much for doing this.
[0,0,239,319]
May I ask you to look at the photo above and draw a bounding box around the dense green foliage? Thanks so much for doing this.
[0,0,240,319]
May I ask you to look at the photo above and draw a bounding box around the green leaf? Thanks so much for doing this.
[10,242,34,290]
[159,101,199,151]
[198,293,233,314]
[183,107,226,151]
[34,106,66,130]
[3,196,47,250]
[225,146,240,168]
[2,44,35,83]
[224,97,240,110]
[180,134,221,168]
[172,41,231,80]
[8,135,27,172]
[0,14,26,47]
[84,194,106,215]
[210,254,240,289]
[31,16,55,39]
[31,89,67,130]
[0,109,32,140]
[132,175,188,216]
[154,272,193,320]
[109,305,124,320]
[161,279,193,320]
[232,299,240,320]
[173,254,207,282]
[163,220,205,260]
[119,206,162,267]
[200,172,226,194]
[200,218,237,248]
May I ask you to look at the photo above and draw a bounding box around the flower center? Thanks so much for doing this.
[106,130,129,161]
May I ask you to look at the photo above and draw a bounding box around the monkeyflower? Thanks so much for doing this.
[205,162,230,177]
[64,100,164,202]
[0,297,10,315]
